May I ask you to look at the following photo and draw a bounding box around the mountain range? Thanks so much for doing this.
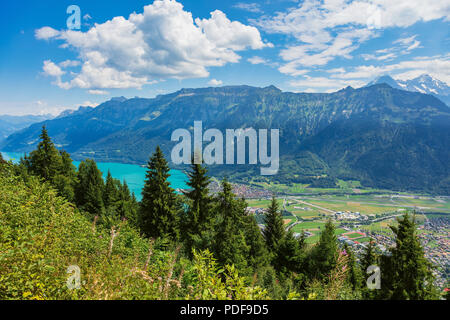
[368,74,450,105]
[1,83,449,194]
[0,114,53,143]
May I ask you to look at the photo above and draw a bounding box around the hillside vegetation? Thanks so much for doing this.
[0,132,442,300]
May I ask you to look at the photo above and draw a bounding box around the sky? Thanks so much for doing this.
[0,0,449,115]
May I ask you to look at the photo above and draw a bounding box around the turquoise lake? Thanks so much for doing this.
[1,151,188,201]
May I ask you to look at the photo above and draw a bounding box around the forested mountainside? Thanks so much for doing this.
[2,84,449,194]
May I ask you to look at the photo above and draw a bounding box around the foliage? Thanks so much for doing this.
[139,146,179,240]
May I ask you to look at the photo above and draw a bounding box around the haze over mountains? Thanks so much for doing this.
[0,114,53,143]
[1,82,449,195]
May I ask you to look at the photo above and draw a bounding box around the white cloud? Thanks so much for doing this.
[42,60,65,77]
[254,0,449,76]
[361,52,396,61]
[329,54,450,83]
[248,56,267,64]
[88,89,109,95]
[208,79,223,86]
[36,0,269,90]
[83,14,92,20]
[82,101,100,107]
[360,34,422,62]
[289,76,366,92]
[233,3,262,14]
[35,26,60,40]
[59,60,81,68]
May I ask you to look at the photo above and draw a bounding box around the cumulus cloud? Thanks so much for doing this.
[35,0,269,90]
[35,26,60,40]
[42,60,65,77]
[59,60,81,68]
[208,79,223,86]
[254,0,450,76]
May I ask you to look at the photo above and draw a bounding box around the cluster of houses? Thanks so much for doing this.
[334,211,369,221]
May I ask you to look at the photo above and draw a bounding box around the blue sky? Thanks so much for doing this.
[0,0,449,115]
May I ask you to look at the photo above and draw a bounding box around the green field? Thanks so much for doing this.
[247,194,449,245]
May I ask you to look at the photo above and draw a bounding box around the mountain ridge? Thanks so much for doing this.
[1,84,449,194]
[368,74,450,105]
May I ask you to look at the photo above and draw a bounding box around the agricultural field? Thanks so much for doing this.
[247,193,449,246]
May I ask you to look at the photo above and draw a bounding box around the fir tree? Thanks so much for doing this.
[309,218,338,280]
[24,126,61,181]
[139,146,179,240]
[103,170,118,209]
[243,213,270,271]
[117,180,139,226]
[343,243,362,291]
[273,230,305,276]
[360,239,378,299]
[75,159,105,217]
[380,213,437,300]
[182,162,214,256]
[213,178,249,272]
[263,197,285,254]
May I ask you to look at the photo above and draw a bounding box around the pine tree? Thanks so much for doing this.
[139,146,179,240]
[182,162,214,256]
[273,230,305,276]
[263,197,285,254]
[309,218,338,280]
[243,214,270,271]
[360,239,378,299]
[213,178,249,272]
[24,126,62,181]
[380,213,437,300]
[103,170,118,208]
[343,243,362,291]
[361,239,377,277]
[75,159,105,217]
[116,180,139,226]
[52,150,77,202]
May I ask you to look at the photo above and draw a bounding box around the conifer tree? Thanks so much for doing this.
[343,243,362,291]
[243,214,270,271]
[263,197,285,254]
[24,126,62,181]
[380,213,437,300]
[309,218,338,280]
[139,146,179,240]
[182,162,214,256]
[273,230,305,276]
[75,159,105,217]
[360,239,378,299]
[103,170,118,208]
[213,178,249,272]
[116,180,139,226]
[52,150,77,202]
